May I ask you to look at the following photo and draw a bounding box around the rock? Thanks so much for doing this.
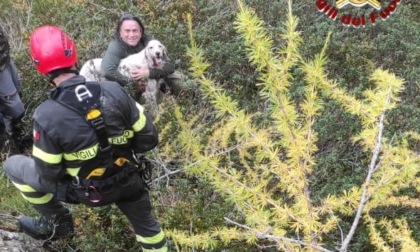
[0,229,46,252]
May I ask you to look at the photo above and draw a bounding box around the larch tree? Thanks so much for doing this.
[158,0,419,251]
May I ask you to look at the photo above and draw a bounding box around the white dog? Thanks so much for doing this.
[79,39,168,117]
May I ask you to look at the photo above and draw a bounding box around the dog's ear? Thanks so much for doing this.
[144,46,153,65]
[162,44,169,61]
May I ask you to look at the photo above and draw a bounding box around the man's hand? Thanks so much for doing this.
[130,65,150,80]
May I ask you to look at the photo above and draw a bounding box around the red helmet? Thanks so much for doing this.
[30,25,77,74]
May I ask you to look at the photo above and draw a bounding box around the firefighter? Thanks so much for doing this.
[0,25,29,152]
[3,25,168,251]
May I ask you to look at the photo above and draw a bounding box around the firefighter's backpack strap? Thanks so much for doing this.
[50,82,110,153]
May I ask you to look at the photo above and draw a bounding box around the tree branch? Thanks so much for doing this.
[339,110,387,251]
[224,217,333,252]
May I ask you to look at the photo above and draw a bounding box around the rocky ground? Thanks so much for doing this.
[0,229,25,252]
[0,227,76,252]
[0,228,45,252]
[0,215,46,252]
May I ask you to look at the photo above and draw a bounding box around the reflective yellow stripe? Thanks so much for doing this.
[136,230,165,244]
[64,144,99,161]
[12,181,36,192]
[133,103,146,132]
[21,192,54,204]
[66,167,81,176]
[32,146,62,164]
[109,130,134,145]
[142,247,168,252]
[12,182,54,204]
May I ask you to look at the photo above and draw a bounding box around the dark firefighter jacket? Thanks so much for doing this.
[32,75,158,193]
[0,60,25,119]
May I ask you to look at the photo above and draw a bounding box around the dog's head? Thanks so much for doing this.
[145,39,167,68]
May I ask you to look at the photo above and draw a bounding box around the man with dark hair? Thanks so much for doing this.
[4,25,168,251]
[102,13,184,97]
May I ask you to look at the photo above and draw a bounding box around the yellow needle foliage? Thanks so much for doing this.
[163,0,419,251]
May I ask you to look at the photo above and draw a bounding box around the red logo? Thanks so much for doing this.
[33,130,40,141]
[316,0,401,27]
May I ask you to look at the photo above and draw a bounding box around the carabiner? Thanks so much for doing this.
[85,185,101,203]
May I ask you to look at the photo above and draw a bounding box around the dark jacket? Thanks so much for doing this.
[101,34,175,86]
[32,75,158,192]
[0,60,25,119]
